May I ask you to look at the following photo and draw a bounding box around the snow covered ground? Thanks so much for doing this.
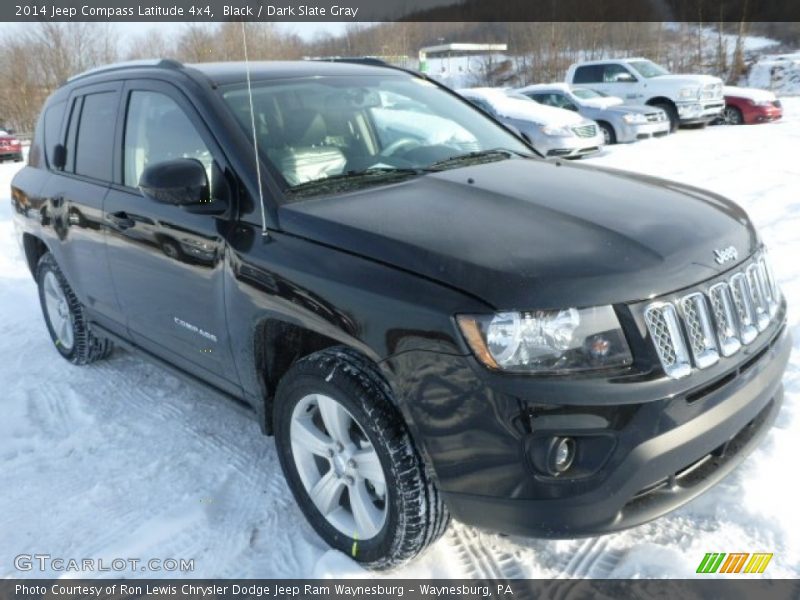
[1,102,799,579]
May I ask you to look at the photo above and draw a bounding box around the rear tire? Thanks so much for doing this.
[653,102,679,132]
[36,252,113,365]
[274,347,448,569]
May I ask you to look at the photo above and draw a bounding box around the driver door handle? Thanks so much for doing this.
[108,211,135,230]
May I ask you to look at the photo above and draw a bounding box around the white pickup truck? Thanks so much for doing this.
[565,58,724,131]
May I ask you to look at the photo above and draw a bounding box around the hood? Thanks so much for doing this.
[279,159,757,309]
[493,96,584,127]
[723,86,777,102]
[578,96,624,109]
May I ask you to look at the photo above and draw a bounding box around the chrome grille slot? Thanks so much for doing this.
[746,264,770,332]
[680,293,719,368]
[708,283,741,357]
[730,273,758,344]
[644,302,691,379]
[572,124,597,138]
[642,253,781,379]
[757,257,779,317]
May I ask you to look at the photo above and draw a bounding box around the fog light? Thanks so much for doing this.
[548,437,575,475]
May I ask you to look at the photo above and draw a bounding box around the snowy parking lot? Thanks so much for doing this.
[1,101,798,579]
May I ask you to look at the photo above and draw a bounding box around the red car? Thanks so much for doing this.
[0,130,23,162]
[720,86,783,125]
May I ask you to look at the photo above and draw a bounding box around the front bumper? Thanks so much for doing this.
[387,309,790,539]
[618,120,670,143]
[678,100,725,124]
[542,133,604,159]
[743,105,783,124]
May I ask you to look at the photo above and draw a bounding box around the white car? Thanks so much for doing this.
[458,88,604,159]
[566,58,724,131]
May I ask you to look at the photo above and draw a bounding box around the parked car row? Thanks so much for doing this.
[0,130,23,163]
[458,56,782,159]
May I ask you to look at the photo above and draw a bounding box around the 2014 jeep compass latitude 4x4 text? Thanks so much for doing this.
[11,59,790,569]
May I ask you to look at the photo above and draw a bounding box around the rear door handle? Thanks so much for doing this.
[108,211,135,230]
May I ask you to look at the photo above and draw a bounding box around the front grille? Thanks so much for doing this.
[645,112,664,122]
[702,82,723,100]
[572,124,597,138]
[644,253,781,379]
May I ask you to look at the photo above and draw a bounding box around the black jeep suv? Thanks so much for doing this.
[11,59,790,568]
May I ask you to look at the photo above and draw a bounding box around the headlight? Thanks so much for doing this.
[754,100,774,107]
[457,306,633,374]
[622,113,647,124]
[679,87,700,99]
[541,124,573,137]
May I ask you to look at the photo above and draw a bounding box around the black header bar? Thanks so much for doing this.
[4,0,800,22]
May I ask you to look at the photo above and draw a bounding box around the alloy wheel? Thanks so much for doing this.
[290,393,388,540]
[723,107,742,125]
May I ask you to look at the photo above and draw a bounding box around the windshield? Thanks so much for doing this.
[628,60,670,79]
[221,75,531,199]
[572,88,608,99]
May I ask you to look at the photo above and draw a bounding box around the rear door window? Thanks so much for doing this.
[573,65,604,84]
[73,92,117,181]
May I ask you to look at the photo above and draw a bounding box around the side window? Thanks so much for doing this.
[43,100,67,168]
[602,64,636,83]
[532,93,557,107]
[573,65,603,84]
[468,97,494,116]
[74,92,117,181]
[123,90,212,188]
[552,93,579,111]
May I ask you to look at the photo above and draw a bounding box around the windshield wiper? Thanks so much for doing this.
[287,167,431,196]
[427,148,532,170]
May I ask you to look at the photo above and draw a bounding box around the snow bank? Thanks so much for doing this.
[748,54,800,96]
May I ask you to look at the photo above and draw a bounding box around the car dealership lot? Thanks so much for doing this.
[1,100,798,579]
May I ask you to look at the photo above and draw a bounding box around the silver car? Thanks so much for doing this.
[517,83,670,144]
[458,88,605,159]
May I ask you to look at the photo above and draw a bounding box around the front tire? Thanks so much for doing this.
[653,102,679,132]
[598,122,616,145]
[274,347,448,569]
[36,253,112,364]
[723,106,744,125]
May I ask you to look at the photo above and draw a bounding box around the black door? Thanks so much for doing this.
[104,80,241,393]
[38,83,126,332]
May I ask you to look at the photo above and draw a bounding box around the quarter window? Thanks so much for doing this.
[43,100,67,168]
[123,91,212,188]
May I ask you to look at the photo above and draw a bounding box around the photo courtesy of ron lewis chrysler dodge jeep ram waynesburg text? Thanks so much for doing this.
[11,59,790,569]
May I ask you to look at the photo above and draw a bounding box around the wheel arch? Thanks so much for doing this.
[22,233,49,278]
[253,318,391,435]
[646,96,676,109]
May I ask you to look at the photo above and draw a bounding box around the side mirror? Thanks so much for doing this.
[52,143,66,170]
[139,158,211,207]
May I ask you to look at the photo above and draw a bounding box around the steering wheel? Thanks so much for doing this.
[380,137,422,157]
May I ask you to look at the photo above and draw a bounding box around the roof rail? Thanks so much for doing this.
[311,57,389,66]
[65,59,183,84]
